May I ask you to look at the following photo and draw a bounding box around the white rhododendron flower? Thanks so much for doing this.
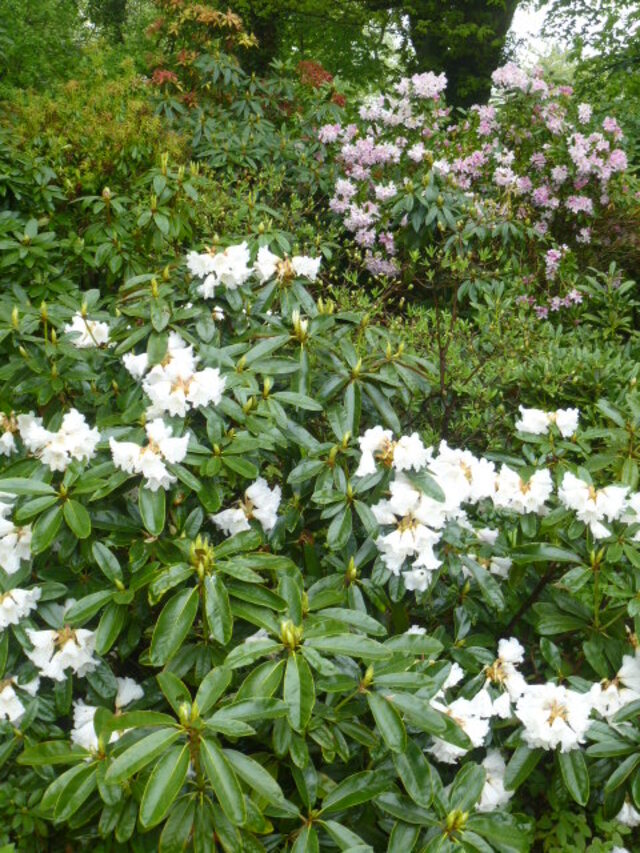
[188,242,252,297]
[477,750,514,812]
[0,587,41,629]
[17,409,100,472]
[485,638,528,714]
[428,688,494,763]
[122,351,150,379]
[558,472,628,538]
[429,442,496,507]
[0,501,32,575]
[140,333,226,417]
[615,800,640,827]
[291,254,321,281]
[0,677,39,723]
[355,426,394,477]
[515,406,579,437]
[71,677,144,752]
[515,683,595,751]
[212,477,281,536]
[355,427,431,477]
[110,419,189,491]
[115,676,144,709]
[253,246,322,283]
[0,413,17,457]
[493,465,553,514]
[592,650,640,718]
[25,627,98,681]
[64,313,110,348]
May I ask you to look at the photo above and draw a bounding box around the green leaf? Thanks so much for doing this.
[224,749,292,809]
[204,574,233,645]
[383,634,443,656]
[317,608,386,636]
[30,505,63,554]
[53,764,97,822]
[292,826,319,853]
[222,455,258,479]
[512,544,582,564]
[460,556,505,610]
[95,603,127,655]
[157,671,192,716]
[284,653,315,732]
[150,587,199,666]
[0,478,55,496]
[224,638,283,669]
[147,331,168,365]
[367,692,406,753]
[63,499,91,539]
[18,741,90,766]
[603,753,640,794]
[159,798,196,852]
[91,542,123,585]
[66,590,114,626]
[139,745,190,828]
[139,486,166,536]
[393,739,432,808]
[557,750,590,806]
[305,634,392,661]
[200,737,246,826]
[195,667,232,716]
[207,697,288,725]
[364,383,402,433]
[273,391,324,411]
[327,507,353,551]
[321,771,393,814]
[105,728,181,784]
[448,762,485,811]
[504,745,543,791]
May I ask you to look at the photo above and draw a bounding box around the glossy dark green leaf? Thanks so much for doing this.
[150,587,199,666]
[204,574,233,645]
[504,745,543,791]
[393,739,432,808]
[30,505,63,554]
[200,737,246,826]
[139,745,190,828]
[63,499,91,539]
[558,749,590,806]
[367,692,406,753]
[139,486,166,536]
[105,728,181,784]
[321,771,392,814]
[284,653,315,732]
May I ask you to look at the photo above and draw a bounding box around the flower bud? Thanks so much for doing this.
[11,307,19,330]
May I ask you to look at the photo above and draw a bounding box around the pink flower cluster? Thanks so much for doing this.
[318,61,629,303]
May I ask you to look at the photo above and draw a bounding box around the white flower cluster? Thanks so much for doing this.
[187,241,321,298]
[71,677,144,752]
[123,332,226,418]
[17,409,100,472]
[110,419,189,492]
[64,313,110,348]
[559,472,629,539]
[0,413,17,457]
[212,477,281,536]
[0,586,40,628]
[25,626,98,681]
[0,676,39,723]
[0,497,32,574]
[515,405,579,437]
[359,428,552,591]
[415,629,640,816]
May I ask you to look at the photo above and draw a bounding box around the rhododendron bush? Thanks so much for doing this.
[319,63,634,319]
[0,230,638,853]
